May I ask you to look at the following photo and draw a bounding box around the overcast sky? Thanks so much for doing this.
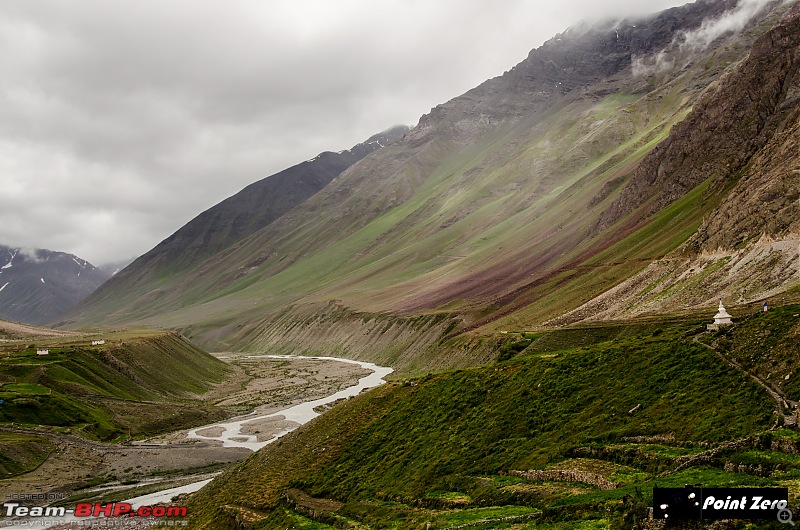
[0,0,690,265]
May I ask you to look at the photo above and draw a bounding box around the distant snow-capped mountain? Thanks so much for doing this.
[0,245,109,325]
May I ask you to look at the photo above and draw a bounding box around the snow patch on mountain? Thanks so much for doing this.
[1,250,16,269]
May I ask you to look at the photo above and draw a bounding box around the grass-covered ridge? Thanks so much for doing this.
[186,315,797,529]
[0,433,54,477]
[0,330,229,442]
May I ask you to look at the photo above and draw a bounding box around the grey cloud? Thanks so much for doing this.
[633,0,790,77]
[676,0,790,51]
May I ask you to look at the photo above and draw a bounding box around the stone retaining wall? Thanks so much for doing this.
[505,469,617,490]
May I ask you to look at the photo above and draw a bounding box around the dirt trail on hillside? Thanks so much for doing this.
[693,333,798,427]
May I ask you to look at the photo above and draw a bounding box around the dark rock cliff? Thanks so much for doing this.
[596,1,800,245]
[688,3,800,251]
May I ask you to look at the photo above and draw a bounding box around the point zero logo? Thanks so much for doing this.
[654,486,791,521]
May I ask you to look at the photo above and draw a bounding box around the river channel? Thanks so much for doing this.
[29,354,392,528]
[133,355,393,504]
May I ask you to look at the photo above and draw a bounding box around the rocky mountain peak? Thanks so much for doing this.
[348,125,410,158]
[412,0,746,146]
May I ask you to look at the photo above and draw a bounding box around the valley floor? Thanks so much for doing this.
[0,354,371,513]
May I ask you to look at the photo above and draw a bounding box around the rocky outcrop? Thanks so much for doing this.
[596,1,800,240]
[685,5,800,252]
[551,5,800,323]
[413,0,741,146]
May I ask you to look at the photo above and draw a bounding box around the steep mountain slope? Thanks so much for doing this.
[551,2,800,325]
[65,1,793,370]
[0,245,109,325]
[86,125,408,294]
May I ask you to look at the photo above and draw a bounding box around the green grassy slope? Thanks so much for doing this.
[483,176,719,331]
[0,433,54,477]
[0,330,229,442]
[703,303,800,402]
[77,127,410,318]
[186,311,800,529]
[168,90,675,312]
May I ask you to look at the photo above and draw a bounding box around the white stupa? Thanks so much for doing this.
[708,300,733,330]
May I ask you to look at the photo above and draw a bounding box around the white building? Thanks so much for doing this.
[707,300,733,331]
